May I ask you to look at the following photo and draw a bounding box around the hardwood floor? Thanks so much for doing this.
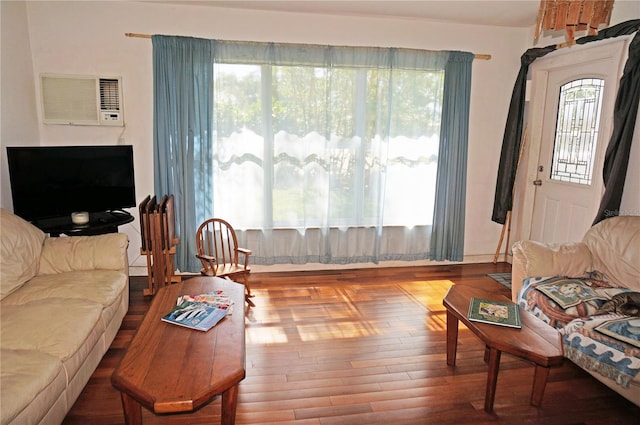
[63,263,640,425]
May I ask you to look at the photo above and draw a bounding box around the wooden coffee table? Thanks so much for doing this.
[111,276,246,425]
[443,285,563,413]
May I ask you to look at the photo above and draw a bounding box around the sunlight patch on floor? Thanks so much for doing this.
[397,279,454,310]
[296,321,380,341]
[246,326,289,344]
[425,311,447,332]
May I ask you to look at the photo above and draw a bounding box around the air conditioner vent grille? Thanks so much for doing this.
[42,76,98,122]
[99,78,120,111]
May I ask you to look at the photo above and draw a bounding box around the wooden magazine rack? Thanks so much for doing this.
[139,194,181,296]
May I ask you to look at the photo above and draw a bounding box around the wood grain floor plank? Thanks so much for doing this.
[63,263,640,424]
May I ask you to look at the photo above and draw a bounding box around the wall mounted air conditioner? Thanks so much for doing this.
[40,74,124,126]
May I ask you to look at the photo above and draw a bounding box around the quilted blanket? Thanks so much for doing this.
[518,276,640,389]
[563,314,640,388]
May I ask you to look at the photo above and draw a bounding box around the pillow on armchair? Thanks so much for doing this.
[582,216,640,290]
[518,276,619,329]
[511,240,593,300]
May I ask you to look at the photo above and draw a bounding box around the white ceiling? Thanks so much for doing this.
[172,1,542,28]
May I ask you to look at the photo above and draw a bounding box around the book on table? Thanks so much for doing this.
[467,297,522,329]
[161,301,229,331]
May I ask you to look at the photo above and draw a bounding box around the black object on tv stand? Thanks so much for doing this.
[33,211,134,237]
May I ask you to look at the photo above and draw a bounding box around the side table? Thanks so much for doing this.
[442,284,564,412]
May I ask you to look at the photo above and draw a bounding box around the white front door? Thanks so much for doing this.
[524,40,627,244]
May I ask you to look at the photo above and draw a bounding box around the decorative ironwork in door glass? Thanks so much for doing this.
[550,78,604,185]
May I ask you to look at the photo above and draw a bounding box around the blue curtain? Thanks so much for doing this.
[430,51,474,261]
[152,35,214,272]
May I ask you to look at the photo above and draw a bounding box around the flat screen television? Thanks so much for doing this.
[7,145,136,222]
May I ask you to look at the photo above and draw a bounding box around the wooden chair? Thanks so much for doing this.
[139,195,157,295]
[155,195,180,287]
[139,194,180,296]
[195,218,254,306]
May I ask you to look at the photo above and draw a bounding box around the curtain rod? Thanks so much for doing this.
[125,32,492,60]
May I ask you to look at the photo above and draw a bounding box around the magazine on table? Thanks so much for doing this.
[177,290,235,315]
[467,297,522,329]
[161,301,229,331]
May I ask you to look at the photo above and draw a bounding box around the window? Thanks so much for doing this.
[213,63,444,230]
[152,37,471,268]
[550,78,604,185]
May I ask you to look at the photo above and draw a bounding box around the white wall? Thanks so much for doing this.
[0,0,40,210]
[2,0,591,272]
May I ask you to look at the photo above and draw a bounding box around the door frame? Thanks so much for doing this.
[516,37,630,241]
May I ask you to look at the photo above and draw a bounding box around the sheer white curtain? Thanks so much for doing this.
[209,42,469,265]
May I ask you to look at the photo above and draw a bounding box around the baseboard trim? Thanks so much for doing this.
[128,254,511,276]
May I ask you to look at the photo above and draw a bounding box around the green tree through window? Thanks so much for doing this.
[212,63,444,230]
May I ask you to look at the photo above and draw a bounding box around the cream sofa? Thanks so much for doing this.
[0,209,130,425]
[512,215,640,406]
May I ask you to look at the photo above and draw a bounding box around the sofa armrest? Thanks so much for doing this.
[510,240,592,301]
[38,233,129,275]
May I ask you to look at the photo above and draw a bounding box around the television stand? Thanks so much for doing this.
[34,211,134,237]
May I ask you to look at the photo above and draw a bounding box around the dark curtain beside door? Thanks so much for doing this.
[491,45,556,225]
[593,30,640,224]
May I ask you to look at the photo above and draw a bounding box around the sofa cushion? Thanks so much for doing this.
[583,216,640,290]
[512,240,592,279]
[2,270,128,308]
[0,209,46,301]
[38,233,129,274]
[0,298,102,362]
[0,349,66,425]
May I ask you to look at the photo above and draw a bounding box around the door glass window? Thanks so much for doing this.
[550,78,604,185]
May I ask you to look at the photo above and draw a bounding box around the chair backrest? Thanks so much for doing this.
[141,195,156,251]
[157,195,178,250]
[196,218,240,268]
[138,195,151,251]
[163,195,177,248]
